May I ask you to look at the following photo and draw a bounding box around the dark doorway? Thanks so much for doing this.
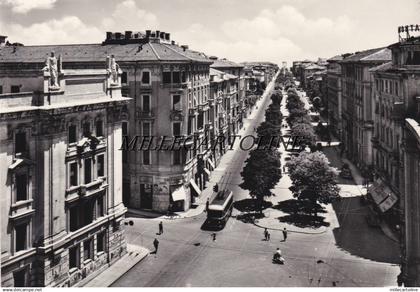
[122,181,131,207]
[14,268,27,287]
[140,183,153,209]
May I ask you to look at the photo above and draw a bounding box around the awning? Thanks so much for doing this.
[8,158,35,170]
[208,158,215,169]
[368,179,398,213]
[190,179,201,197]
[171,186,187,202]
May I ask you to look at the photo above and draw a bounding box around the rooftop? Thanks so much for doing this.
[0,30,212,64]
[210,57,243,68]
[340,47,391,63]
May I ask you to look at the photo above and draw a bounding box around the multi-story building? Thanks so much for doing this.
[372,33,420,286]
[210,57,245,134]
[0,48,129,286]
[339,48,391,170]
[325,55,343,136]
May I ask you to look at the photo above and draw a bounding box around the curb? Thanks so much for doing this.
[108,250,150,287]
[252,220,328,235]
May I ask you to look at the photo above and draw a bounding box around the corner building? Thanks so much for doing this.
[0,50,129,286]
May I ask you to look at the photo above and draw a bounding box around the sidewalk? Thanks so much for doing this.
[82,244,149,287]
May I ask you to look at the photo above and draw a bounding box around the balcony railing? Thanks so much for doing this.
[136,109,155,119]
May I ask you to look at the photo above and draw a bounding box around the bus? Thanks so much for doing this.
[207,190,234,227]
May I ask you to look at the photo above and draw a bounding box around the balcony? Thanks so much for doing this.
[161,82,189,90]
[198,103,210,112]
[170,109,184,121]
[136,109,155,119]
[188,107,198,116]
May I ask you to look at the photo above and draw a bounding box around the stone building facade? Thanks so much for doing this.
[372,35,420,286]
[339,48,391,170]
[0,52,129,286]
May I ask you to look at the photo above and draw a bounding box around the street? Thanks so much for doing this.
[112,81,400,287]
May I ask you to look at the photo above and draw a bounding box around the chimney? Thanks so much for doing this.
[165,33,170,40]
[181,45,189,51]
[0,35,7,46]
[145,30,151,38]
[209,56,218,60]
[115,32,122,39]
[106,32,112,40]
[156,30,160,38]
[171,40,175,45]
[125,31,132,39]
[160,31,165,39]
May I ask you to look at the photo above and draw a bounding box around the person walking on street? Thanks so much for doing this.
[282,227,288,242]
[206,198,210,212]
[264,228,269,241]
[158,221,163,235]
[153,238,159,254]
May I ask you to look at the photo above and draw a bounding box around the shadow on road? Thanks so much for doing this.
[233,198,273,212]
[200,219,225,231]
[235,212,265,224]
[331,196,400,264]
[278,213,330,229]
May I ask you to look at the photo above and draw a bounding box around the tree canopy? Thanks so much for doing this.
[287,151,340,205]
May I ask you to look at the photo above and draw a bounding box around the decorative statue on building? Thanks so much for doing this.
[42,51,61,90]
[107,55,120,86]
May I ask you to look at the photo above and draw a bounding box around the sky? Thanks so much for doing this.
[0,0,419,65]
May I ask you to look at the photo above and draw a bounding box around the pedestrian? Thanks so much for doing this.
[282,165,286,173]
[212,233,217,241]
[158,221,163,235]
[264,228,269,241]
[267,231,271,241]
[153,238,159,254]
[282,227,288,242]
[206,198,210,212]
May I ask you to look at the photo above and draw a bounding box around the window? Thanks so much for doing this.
[173,150,181,165]
[172,95,181,110]
[122,122,128,163]
[163,71,171,84]
[84,158,92,184]
[181,71,186,83]
[69,206,79,232]
[68,125,77,143]
[97,154,105,177]
[143,150,150,165]
[11,85,20,93]
[69,162,78,187]
[121,72,128,84]
[95,120,103,137]
[142,122,151,137]
[83,239,93,261]
[97,195,105,218]
[15,224,27,252]
[172,71,181,83]
[16,174,28,201]
[173,122,181,136]
[69,246,80,269]
[141,71,150,84]
[0,85,3,94]
[83,121,90,137]
[97,232,106,253]
[142,95,150,112]
[15,132,27,154]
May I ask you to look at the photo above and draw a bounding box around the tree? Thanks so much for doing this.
[287,151,340,213]
[290,121,317,147]
[240,149,282,212]
[256,121,281,146]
